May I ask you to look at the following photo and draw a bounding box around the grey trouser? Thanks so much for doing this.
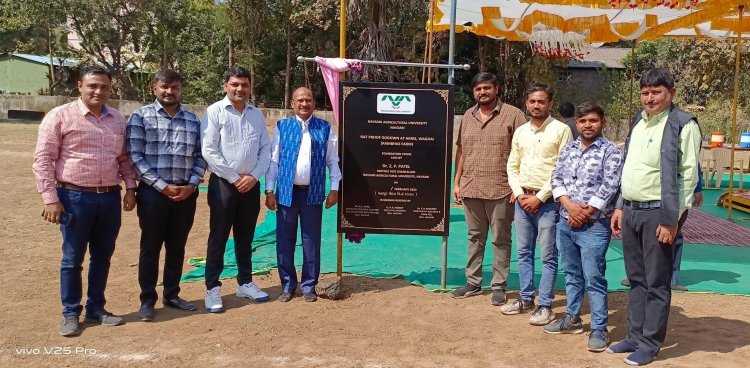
[462,196,514,290]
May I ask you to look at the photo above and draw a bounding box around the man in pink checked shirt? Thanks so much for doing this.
[33,66,138,337]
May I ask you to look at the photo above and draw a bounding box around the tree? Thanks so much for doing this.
[1,0,70,95]
[64,0,150,99]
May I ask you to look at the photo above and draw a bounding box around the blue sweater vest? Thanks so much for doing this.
[276,116,330,207]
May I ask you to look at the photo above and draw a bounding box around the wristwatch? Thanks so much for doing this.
[265,190,275,195]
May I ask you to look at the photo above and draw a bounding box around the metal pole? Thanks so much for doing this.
[442,0,458,289]
[423,0,434,83]
[340,0,346,63]
[728,6,743,221]
[427,0,436,83]
[628,42,636,126]
[296,56,470,70]
[441,235,448,290]
[337,233,343,278]
[338,0,346,278]
[447,0,458,84]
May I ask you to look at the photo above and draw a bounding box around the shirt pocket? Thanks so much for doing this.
[183,123,200,155]
[637,143,661,168]
[101,123,126,156]
[109,133,126,156]
[540,138,560,158]
[243,123,260,143]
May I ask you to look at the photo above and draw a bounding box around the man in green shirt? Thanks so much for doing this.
[608,68,701,366]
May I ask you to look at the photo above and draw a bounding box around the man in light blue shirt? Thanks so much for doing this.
[200,66,271,313]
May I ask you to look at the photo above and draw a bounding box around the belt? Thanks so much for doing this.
[57,182,122,194]
[293,185,310,191]
[522,187,539,196]
[521,188,554,204]
[623,200,661,209]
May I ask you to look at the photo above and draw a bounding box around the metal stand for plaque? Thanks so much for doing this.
[300,0,463,293]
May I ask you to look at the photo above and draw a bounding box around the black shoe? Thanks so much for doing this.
[303,292,317,302]
[83,310,124,326]
[139,305,155,321]
[491,290,507,305]
[163,297,197,311]
[451,284,482,299]
[278,292,293,302]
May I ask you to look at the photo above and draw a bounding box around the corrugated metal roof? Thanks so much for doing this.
[568,48,631,69]
[2,53,80,67]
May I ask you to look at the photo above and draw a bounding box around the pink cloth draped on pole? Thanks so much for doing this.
[314,57,365,244]
[314,57,363,125]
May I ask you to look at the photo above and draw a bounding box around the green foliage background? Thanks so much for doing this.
[1,0,748,140]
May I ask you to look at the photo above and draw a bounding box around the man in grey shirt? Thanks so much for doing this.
[201,66,271,313]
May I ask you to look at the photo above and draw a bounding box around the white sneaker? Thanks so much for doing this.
[236,282,269,302]
[205,286,224,313]
[529,306,555,326]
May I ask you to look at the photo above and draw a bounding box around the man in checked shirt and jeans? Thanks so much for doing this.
[33,66,138,336]
[127,69,207,321]
[544,102,623,352]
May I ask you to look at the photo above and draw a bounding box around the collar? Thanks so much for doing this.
[529,116,555,131]
[641,108,669,125]
[221,95,252,112]
[153,100,183,116]
[575,135,606,150]
[295,114,313,129]
[472,98,503,115]
[76,98,110,118]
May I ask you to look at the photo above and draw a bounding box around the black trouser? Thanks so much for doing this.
[622,206,683,356]
[205,174,260,290]
[136,182,198,307]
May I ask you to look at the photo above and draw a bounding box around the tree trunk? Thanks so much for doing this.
[250,60,256,105]
[478,36,485,72]
[228,34,234,66]
[283,22,291,110]
[47,27,56,95]
[162,30,169,68]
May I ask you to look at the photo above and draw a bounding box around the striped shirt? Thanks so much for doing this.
[33,99,138,204]
[126,101,207,191]
[456,99,527,199]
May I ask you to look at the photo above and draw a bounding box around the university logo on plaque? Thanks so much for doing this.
[376,94,416,115]
[338,82,454,236]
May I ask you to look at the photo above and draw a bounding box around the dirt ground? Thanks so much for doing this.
[1,122,748,368]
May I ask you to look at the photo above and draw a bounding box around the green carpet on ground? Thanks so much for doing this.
[182,205,750,296]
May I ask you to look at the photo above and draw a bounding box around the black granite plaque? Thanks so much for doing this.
[337,82,454,236]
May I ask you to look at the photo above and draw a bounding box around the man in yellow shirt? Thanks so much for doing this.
[503,84,572,325]
[607,68,701,366]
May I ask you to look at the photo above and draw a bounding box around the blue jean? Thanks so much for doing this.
[557,218,611,331]
[276,188,323,294]
[672,234,683,286]
[57,187,121,317]
[515,200,559,306]
[671,209,690,286]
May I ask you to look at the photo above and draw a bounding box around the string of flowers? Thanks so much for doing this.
[607,0,700,10]
[518,24,593,60]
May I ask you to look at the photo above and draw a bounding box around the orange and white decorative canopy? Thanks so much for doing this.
[429,0,746,43]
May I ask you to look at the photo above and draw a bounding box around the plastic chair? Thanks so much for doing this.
[704,147,746,188]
